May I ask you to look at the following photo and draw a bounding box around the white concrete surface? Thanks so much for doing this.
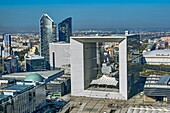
[49,43,70,67]
[70,36,129,100]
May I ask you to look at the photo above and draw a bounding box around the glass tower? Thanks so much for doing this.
[0,45,3,74]
[2,34,11,58]
[58,17,72,43]
[40,14,57,69]
[127,35,141,98]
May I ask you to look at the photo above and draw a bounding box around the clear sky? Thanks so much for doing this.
[0,0,170,32]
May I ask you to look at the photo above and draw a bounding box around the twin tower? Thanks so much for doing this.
[39,14,72,69]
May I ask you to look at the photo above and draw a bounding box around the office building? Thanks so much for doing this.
[0,95,13,113]
[0,77,15,88]
[144,74,170,102]
[3,56,19,74]
[0,83,46,113]
[25,54,45,72]
[40,14,57,69]
[70,34,140,100]
[0,44,2,57]
[0,45,3,74]
[58,17,72,43]
[2,70,64,83]
[49,42,70,69]
[46,74,71,97]
[2,34,11,58]
[47,80,65,97]
[143,50,170,65]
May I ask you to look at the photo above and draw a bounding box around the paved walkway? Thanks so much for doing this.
[60,94,169,113]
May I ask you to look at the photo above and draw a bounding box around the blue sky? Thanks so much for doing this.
[1,0,170,5]
[0,0,170,32]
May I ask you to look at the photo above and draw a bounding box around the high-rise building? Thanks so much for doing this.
[49,42,70,69]
[2,34,11,58]
[0,45,3,74]
[40,14,57,69]
[3,56,19,74]
[0,45,3,57]
[70,34,140,100]
[58,17,72,43]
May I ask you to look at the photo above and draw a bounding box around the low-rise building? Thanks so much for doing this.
[144,74,170,102]
[0,83,46,113]
[46,74,71,97]
[25,54,45,72]
[2,70,64,83]
[47,80,65,97]
[143,50,170,65]
[0,78,15,88]
[0,95,13,113]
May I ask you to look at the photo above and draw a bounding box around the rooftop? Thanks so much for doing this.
[71,34,138,43]
[50,42,70,45]
[36,70,64,79]
[2,70,64,80]
[0,77,14,80]
[24,73,44,82]
[41,14,53,22]
[144,75,170,88]
[157,75,170,85]
[2,84,34,93]
[25,54,44,60]
[0,95,10,101]
[71,36,125,43]
[143,50,170,57]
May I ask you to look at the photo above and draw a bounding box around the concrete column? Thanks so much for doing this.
[70,38,84,95]
[119,38,128,100]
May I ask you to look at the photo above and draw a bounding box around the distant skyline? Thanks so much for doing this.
[0,0,170,32]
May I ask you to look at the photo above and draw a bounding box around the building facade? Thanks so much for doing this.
[49,42,70,69]
[70,34,140,100]
[0,95,13,113]
[144,75,170,102]
[46,74,71,97]
[3,56,19,74]
[0,45,3,74]
[0,44,2,57]
[143,50,170,65]
[25,54,45,72]
[0,83,46,113]
[58,17,72,43]
[2,34,11,58]
[40,14,57,69]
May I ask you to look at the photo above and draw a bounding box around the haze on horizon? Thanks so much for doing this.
[0,0,170,33]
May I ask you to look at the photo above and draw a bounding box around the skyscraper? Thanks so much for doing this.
[40,14,57,69]
[2,34,11,58]
[58,17,72,43]
[0,44,3,74]
[0,45,3,57]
